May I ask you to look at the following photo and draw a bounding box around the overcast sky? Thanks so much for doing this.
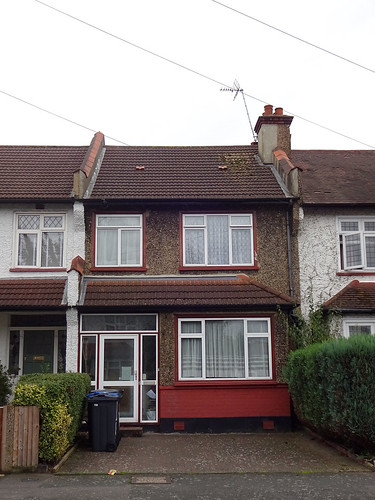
[1,0,374,150]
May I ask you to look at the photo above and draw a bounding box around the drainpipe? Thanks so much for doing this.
[286,200,294,298]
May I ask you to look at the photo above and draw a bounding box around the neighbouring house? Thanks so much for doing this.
[292,149,375,336]
[0,133,104,381]
[0,106,302,432]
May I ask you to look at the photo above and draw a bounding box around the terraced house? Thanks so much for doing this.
[0,107,303,432]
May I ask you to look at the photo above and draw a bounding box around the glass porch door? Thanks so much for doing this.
[23,330,54,374]
[99,335,138,423]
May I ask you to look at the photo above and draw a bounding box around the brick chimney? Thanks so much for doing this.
[254,105,293,163]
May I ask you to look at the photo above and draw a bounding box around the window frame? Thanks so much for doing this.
[94,213,145,269]
[181,212,256,269]
[178,316,273,382]
[343,317,375,338]
[14,212,66,269]
[338,217,375,272]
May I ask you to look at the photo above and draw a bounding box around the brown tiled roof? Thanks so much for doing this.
[0,279,67,309]
[80,275,294,309]
[0,146,88,200]
[292,150,375,205]
[324,280,375,311]
[91,145,287,200]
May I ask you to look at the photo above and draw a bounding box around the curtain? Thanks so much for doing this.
[41,232,64,267]
[97,229,118,265]
[18,233,37,266]
[205,320,245,378]
[365,236,375,267]
[232,228,251,264]
[185,228,205,264]
[248,337,269,377]
[207,215,229,265]
[121,230,140,265]
[181,338,202,378]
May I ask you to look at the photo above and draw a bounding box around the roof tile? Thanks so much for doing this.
[0,279,67,309]
[80,275,293,309]
[91,145,287,200]
[324,280,375,311]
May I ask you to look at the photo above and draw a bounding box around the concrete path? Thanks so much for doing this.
[57,430,369,475]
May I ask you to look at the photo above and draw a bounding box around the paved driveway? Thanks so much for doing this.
[57,430,369,475]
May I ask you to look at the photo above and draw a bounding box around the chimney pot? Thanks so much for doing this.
[263,104,273,116]
[274,107,283,115]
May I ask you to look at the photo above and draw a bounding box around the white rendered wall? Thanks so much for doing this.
[298,207,375,318]
[0,201,85,372]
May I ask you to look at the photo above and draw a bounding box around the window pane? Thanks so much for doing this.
[18,233,37,266]
[207,215,229,265]
[184,215,204,226]
[231,215,251,226]
[181,321,202,334]
[364,221,375,231]
[58,330,66,373]
[41,232,64,267]
[81,314,157,332]
[344,234,362,267]
[97,229,118,265]
[205,320,244,378]
[98,216,140,227]
[142,384,157,421]
[185,228,205,264]
[232,229,251,264]
[181,338,202,378]
[43,216,63,229]
[341,221,359,232]
[121,230,140,265]
[248,337,270,377]
[8,331,20,375]
[365,236,375,267]
[142,336,156,380]
[18,215,40,230]
[247,320,269,334]
[348,325,372,336]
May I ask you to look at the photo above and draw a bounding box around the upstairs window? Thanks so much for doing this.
[96,214,143,267]
[182,214,254,267]
[339,218,375,271]
[16,213,65,268]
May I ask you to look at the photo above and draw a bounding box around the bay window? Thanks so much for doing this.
[183,214,254,267]
[15,213,65,268]
[339,217,375,271]
[96,214,143,267]
[179,317,272,380]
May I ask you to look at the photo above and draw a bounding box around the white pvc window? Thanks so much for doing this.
[179,317,272,380]
[96,214,143,267]
[339,218,375,271]
[81,314,158,333]
[343,318,375,338]
[183,214,254,267]
[16,213,65,268]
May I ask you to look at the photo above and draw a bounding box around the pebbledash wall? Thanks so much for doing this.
[298,206,375,317]
[0,202,85,373]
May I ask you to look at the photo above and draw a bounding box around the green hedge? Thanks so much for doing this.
[284,335,375,452]
[13,372,91,463]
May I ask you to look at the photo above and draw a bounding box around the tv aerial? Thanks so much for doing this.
[220,80,257,142]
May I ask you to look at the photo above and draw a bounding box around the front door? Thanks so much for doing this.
[23,330,54,374]
[99,335,139,422]
[96,333,158,424]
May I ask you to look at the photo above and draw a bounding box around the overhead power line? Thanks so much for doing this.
[212,0,375,75]
[0,89,129,145]
[24,1,375,148]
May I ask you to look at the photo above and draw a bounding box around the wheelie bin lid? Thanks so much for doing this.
[86,390,123,400]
